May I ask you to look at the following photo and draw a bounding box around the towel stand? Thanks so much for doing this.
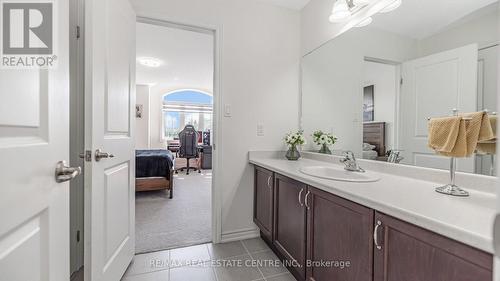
[435,157,469,197]
[429,108,471,197]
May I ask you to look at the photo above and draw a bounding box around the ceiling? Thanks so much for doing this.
[256,0,312,10]
[369,0,499,39]
[136,22,214,93]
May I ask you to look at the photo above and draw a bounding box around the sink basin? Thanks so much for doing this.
[299,166,380,182]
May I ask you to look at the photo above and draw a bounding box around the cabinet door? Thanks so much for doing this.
[273,174,307,280]
[374,212,492,281]
[254,166,274,241]
[306,187,374,281]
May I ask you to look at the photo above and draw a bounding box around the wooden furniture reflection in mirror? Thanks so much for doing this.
[363,122,386,158]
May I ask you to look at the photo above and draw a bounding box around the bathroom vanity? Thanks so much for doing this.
[250,151,495,281]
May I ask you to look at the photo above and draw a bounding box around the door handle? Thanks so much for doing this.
[267,175,272,189]
[374,220,382,250]
[95,149,114,161]
[298,188,304,206]
[304,190,311,209]
[55,161,81,183]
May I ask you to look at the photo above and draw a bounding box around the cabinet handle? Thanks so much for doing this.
[374,220,382,250]
[298,188,304,206]
[304,190,311,209]
[267,175,272,189]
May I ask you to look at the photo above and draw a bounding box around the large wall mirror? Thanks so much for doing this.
[301,0,498,176]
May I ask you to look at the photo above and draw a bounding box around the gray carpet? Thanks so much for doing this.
[135,170,212,254]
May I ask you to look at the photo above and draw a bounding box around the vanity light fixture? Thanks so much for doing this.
[379,0,402,13]
[329,0,372,23]
[329,0,351,23]
[356,16,373,27]
[137,57,163,68]
[329,0,402,24]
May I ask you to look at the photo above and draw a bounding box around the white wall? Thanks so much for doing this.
[135,85,151,149]
[130,0,301,239]
[418,4,499,57]
[301,32,364,155]
[363,61,397,150]
[301,28,417,157]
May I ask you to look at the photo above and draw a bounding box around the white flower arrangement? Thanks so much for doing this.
[284,130,306,147]
[312,130,338,146]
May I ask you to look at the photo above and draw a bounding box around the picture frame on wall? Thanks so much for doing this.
[363,85,374,122]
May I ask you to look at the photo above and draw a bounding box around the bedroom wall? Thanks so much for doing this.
[136,85,151,149]
[130,0,301,240]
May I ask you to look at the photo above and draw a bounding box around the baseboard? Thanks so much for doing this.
[220,227,260,243]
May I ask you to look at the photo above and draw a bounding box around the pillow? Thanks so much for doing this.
[363,143,376,151]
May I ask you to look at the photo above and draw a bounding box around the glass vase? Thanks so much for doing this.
[285,145,301,160]
[318,144,332,154]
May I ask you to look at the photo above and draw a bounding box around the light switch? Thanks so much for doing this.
[257,124,264,136]
[224,104,232,117]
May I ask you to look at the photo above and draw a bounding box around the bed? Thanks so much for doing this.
[135,149,175,198]
[363,122,386,160]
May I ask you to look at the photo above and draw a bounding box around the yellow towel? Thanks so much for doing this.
[462,112,494,155]
[428,112,494,158]
[476,115,497,155]
[428,116,467,157]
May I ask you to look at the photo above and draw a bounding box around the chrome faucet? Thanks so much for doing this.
[340,151,365,172]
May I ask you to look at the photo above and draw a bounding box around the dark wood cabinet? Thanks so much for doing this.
[273,174,308,280]
[252,166,493,281]
[374,212,492,281]
[253,166,274,241]
[306,187,374,281]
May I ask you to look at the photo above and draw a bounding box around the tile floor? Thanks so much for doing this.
[121,238,296,281]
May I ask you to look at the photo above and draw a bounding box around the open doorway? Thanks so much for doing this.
[134,20,215,254]
[362,59,399,162]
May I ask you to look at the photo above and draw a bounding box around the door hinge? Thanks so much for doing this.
[76,26,81,39]
[76,230,81,242]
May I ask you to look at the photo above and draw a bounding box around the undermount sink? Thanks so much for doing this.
[299,166,380,182]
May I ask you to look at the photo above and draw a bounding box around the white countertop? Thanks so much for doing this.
[249,151,497,254]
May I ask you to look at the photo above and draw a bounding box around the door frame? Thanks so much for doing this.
[135,16,223,244]
[69,0,85,276]
[363,57,402,150]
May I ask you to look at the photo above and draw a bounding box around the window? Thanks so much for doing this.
[162,90,213,140]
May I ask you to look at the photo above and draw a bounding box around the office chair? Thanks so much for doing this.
[176,125,200,175]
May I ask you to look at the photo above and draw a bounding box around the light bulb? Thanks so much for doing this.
[379,0,402,13]
[329,0,351,23]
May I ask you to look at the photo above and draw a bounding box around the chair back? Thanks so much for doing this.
[178,125,198,158]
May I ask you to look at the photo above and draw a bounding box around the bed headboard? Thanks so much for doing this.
[363,122,386,157]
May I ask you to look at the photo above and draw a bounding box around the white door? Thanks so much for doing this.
[0,1,71,281]
[84,0,136,280]
[399,44,478,172]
